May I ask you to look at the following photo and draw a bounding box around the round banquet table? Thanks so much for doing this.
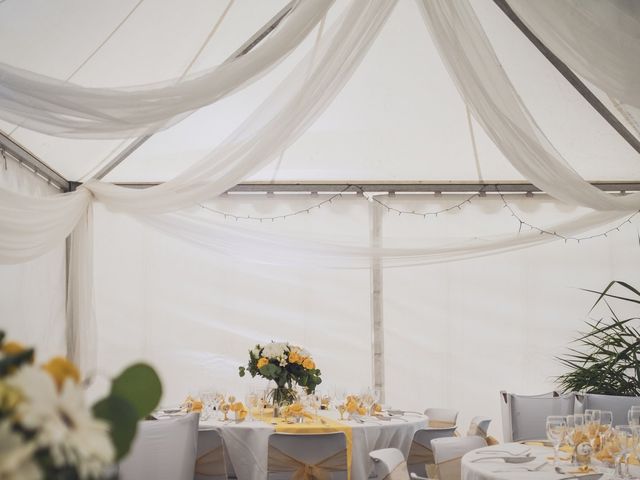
[197,410,428,480]
[461,443,633,480]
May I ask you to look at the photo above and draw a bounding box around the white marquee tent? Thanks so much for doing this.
[1,0,639,438]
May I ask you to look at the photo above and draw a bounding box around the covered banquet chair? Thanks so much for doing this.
[406,426,456,478]
[575,393,640,426]
[119,412,199,480]
[195,428,229,480]
[267,432,348,480]
[500,391,575,441]
[370,448,414,480]
[431,436,487,480]
[424,408,459,428]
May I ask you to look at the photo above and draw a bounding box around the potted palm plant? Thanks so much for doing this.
[556,281,640,396]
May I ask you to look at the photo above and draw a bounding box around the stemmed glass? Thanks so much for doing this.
[566,414,585,464]
[612,425,633,479]
[547,415,567,467]
[245,391,259,421]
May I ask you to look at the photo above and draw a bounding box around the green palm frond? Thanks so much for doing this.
[556,282,640,396]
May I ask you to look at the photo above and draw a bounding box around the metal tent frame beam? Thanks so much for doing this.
[494,0,640,155]
[0,130,69,191]
[92,0,298,181]
[114,181,640,194]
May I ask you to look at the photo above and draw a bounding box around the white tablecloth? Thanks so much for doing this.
[198,411,427,480]
[461,443,624,480]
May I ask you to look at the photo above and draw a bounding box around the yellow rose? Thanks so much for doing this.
[257,357,269,369]
[302,358,315,370]
[0,383,21,411]
[42,356,80,390]
[288,351,301,364]
[190,400,204,413]
[2,341,26,355]
[373,403,382,413]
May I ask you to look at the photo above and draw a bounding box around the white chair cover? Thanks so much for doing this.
[267,432,348,480]
[431,436,486,480]
[500,391,575,442]
[575,393,640,426]
[466,417,491,438]
[407,426,456,478]
[119,413,199,480]
[195,429,228,480]
[424,408,459,428]
[370,448,410,480]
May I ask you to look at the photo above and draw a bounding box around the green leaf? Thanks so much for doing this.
[93,395,139,460]
[0,348,34,377]
[111,363,162,420]
[239,366,246,377]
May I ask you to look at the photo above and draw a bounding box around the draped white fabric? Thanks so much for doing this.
[0,162,66,361]
[416,0,640,212]
[140,198,629,269]
[509,0,640,110]
[0,0,333,138]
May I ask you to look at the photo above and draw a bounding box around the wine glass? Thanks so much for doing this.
[547,415,567,466]
[612,425,633,479]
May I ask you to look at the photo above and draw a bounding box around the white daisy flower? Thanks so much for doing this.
[8,366,115,479]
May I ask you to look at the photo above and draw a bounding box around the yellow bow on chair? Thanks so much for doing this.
[268,445,349,480]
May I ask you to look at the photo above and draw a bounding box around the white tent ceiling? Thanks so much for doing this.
[0,0,639,185]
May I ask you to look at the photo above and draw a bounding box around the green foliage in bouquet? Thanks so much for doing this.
[239,342,322,396]
[556,281,640,396]
[0,331,163,479]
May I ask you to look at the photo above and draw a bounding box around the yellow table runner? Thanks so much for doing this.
[255,413,353,480]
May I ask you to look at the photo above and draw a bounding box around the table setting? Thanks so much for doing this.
[463,407,640,480]
[153,341,428,480]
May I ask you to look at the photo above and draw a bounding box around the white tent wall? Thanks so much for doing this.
[91,193,638,439]
[92,196,372,406]
[0,160,66,359]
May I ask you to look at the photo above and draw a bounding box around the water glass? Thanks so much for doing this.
[629,406,640,427]
[547,415,567,466]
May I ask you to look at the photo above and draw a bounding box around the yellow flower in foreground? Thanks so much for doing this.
[190,400,204,413]
[0,383,21,412]
[1,342,26,356]
[257,357,269,369]
[302,358,315,370]
[42,356,80,391]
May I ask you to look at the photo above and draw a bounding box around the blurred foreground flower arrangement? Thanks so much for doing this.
[0,331,162,479]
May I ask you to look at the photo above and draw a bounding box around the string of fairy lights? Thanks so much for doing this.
[198,183,640,243]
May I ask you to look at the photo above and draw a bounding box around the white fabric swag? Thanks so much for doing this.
[416,0,640,212]
[0,0,638,370]
[0,0,333,138]
[509,0,640,111]
[0,0,398,370]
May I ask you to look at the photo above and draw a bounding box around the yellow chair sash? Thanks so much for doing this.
[195,445,227,477]
[429,420,455,428]
[381,460,411,480]
[268,445,348,480]
[273,415,353,479]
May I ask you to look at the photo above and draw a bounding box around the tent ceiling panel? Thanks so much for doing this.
[0,0,638,184]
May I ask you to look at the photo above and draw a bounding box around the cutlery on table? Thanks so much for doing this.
[557,475,603,480]
[492,461,547,472]
[476,448,531,456]
[471,456,535,464]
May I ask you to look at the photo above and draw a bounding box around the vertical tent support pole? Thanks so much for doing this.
[370,198,385,402]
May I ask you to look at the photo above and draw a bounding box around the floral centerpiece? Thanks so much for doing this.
[238,342,322,407]
[0,331,162,479]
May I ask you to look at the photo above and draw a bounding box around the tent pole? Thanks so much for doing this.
[493,0,640,155]
[370,198,385,402]
[92,0,298,181]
